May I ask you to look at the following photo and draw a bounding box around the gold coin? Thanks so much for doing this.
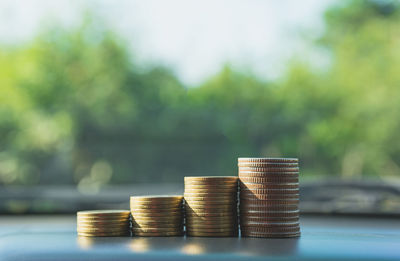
[238,167,300,172]
[132,223,183,229]
[184,189,237,194]
[240,195,300,202]
[186,225,237,230]
[77,218,129,223]
[185,204,237,211]
[184,196,237,202]
[186,231,238,237]
[240,183,299,189]
[184,184,237,190]
[186,211,237,216]
[77,216,130,221]
[130,203,182,209]
[184,199,237,205]
[240,205,299,212]
[76,217,129,224]
[184,183,238,188]
[131,212,182,218]
[185,191,238,199]
[186,198,238,203]
[186,216,237,223]
[132,215,183,221]
[132,218,182,224]
[240,221,300,227]
[186,207,237,214]
[77,210,130,217]
[240,210,300,218]
[241,225,300,233]
[239,172,299,178]
[131,207,182,212]
[186,220,237,226]
[238,162,298,168]
[240,191,300,200]
[132,231,184,237]
[77,218,130,223]
[132,227,183,233]
[132,223,183,228]
[77,230,129,236]
[77,223,129,229]
[77,228,129,233]
[130,208,182,214]
[186,217,237,224]
[240,216,299,222]
[131,213,182,219]
[133,219,182,224]
[240,199,299,205]
[185,205,237,211]
[240,187,299,194]
[241,231,300,238]
[185,209,237,216]
[186,216,237,222]
[186,218,237,225]
[238,158,298,163]
[185,206,237,212]
[185,210,237,216]
[241,210,300,216]
[130,207,182,212]
[184,194,237,201]
[186,220,237,227]
[186,227,237,233]
[186,214,237,221]
[239,176,299,183]
[132,222,183,227]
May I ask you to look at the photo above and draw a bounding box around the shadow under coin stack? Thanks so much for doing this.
[130,196,184,236]
[77,210,130,237]
[184,176,238,237]
[238,157,300,238]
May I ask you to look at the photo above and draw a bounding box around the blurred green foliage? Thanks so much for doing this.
[1,0,400,189]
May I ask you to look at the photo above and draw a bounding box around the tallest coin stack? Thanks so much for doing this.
[238,157,300,238]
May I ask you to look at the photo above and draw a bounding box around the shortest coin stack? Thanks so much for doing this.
[130,196,184,237]
[77,210,130,237]
[238,157,301,238]
[184,176,238,237]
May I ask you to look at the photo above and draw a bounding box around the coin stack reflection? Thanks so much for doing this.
[238,158,300,238]
[184,176,238,237]
[130,196,184,236]
[77,210,130,237]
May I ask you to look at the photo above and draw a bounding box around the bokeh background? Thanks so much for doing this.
[1,0,400,214]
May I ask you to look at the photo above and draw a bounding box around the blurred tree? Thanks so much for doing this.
[1,0,399,188]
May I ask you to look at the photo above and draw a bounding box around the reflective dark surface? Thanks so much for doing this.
[0,215,399,260]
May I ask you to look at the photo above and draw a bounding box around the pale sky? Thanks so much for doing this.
[0,0,335,85]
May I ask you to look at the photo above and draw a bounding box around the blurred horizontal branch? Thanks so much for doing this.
[1,0,400,196]
[1,180,400,215]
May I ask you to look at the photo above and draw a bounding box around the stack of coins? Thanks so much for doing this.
[130,196,184,237]
[238,157,300,238]
[77,210,130,237]
[184,176,238,237]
